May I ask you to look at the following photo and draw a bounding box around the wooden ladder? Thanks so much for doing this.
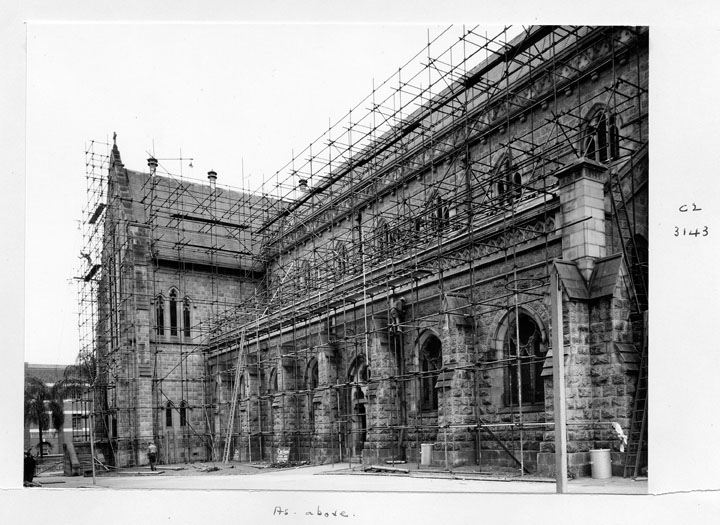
[624,312,648,478]
[607,146,648,312]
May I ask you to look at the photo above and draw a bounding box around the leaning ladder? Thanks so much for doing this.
[608,145,648,312]
[624,312,648,478]
[222,328,246,464]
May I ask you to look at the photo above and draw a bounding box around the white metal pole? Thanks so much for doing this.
[550,267,568,493]
[89,411,97,485]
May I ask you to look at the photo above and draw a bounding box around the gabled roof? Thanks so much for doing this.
[588,254,624,299]
[111,165,270,272]
[540,346,571,377]
[553,254,626,301]
[613,342,640,372]
[25,363,67,385]
[554,260,589,300]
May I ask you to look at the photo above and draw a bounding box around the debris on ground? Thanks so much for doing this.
[385,460,407,465]
[270,460,309,468]
[363,465,409,474]
[191,463,221,472]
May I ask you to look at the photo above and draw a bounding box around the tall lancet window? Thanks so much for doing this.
[183,297,191,338]
[155,295,165,336]
[169,289,178,336]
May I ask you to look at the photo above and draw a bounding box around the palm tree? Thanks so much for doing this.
[24,376,50,457]
[51,364,93,453]
[25,364,93,458]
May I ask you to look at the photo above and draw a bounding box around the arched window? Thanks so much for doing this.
[306,358,319,391]
[169,289,178,336]
[584,109,620,162]
[347,356,369,456]
[182,297,191,338]
[238,374,246,400]
[334,242,347,277]
[268,368,278,393]
[155,295,165,336]
[299,260,312,290]
[512,171,523,201]
[434,195,450,231]
[420,335,442,412]
[502,310,547,406]
[165,402,174,427]
[179,401,188,427]
[495,155,522,205]
[375,220,390,257]
[306,358,319,430]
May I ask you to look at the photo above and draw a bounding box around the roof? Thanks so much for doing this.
[613,342,640,372]
[554,260,589,300]
[25,363,67,385]
[553,255,626,301]
[116,168,271,272]
[540,346,571,377]
[588,254,623,299]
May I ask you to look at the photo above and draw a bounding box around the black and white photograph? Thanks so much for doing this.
[3,2,720,523]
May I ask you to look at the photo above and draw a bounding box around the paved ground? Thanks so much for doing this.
[31,461,648,494]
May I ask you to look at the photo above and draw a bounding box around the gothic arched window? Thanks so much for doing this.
[155,295,165,336]
[584,109,620,162]
[179,401,188,427]
[512,171,523,201]
[347,356,369,455]
[375,220,390,257]
[268,368,278,393]
[165,402,174,427]
[183,297,191,338]
[502,310,547,406]
[420,335,442,412]
[495,155,521,205]
[335,242,348,277]
[169,289,178,336]
[306,358,320,430]
[434,195,450,231]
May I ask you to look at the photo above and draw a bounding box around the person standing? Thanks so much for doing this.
[23,449,37,484]
[147,441,158,471]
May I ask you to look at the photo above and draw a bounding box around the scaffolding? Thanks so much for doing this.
[78,25,648,474]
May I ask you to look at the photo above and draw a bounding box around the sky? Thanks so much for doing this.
[24,22,521,365]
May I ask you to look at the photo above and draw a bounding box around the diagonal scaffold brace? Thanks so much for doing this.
[222,328,247,464]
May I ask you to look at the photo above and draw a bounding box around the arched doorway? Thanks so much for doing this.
[416,331,443,445]
[347,356,368,459]
[419,333,442,413]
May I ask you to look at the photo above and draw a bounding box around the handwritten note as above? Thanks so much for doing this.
[273,506,354,519]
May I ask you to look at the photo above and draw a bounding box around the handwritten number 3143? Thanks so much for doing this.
[674,226,709,237]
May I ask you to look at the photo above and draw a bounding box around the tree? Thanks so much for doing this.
[24,365,92,458]
[51,364,93,453]
[24,376,50,457]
